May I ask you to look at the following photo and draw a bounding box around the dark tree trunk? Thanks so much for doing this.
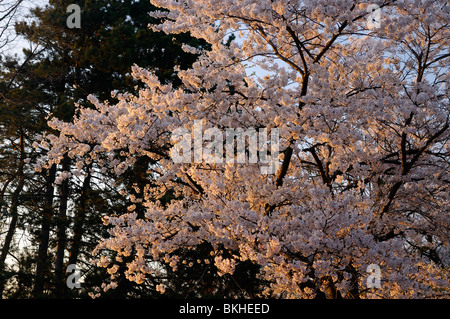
[68,167,91,267]
[0,130,25,298]
[33,163,56,297]
[0,177,25,298]
[55,155,70,297]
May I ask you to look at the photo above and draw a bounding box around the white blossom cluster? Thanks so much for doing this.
[36,0,449,298]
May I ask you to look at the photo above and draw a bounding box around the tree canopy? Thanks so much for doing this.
[1,0,449,299]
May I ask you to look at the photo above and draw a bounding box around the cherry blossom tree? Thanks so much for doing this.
[36,0,449,298]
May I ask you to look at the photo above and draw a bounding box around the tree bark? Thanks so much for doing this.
[33,163,56,297]
[68,167,91,267]
[0,177,24,298]
[0,130,25,298]
[55,155,70,297]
